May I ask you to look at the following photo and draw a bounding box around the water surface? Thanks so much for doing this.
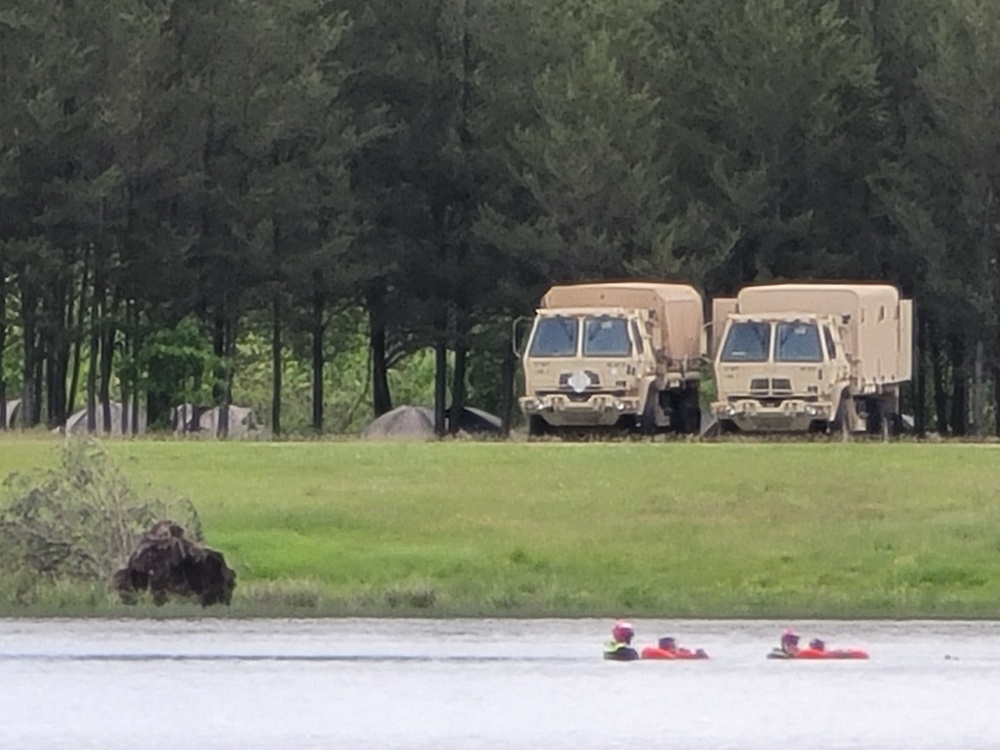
[2,618,999,749]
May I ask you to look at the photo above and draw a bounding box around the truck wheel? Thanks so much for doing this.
[677,389,701,434]
[718,419,739,435]
[528,415,549,438]
[832,398,850,439]
[864,397,883,436]
[639,388,658,435]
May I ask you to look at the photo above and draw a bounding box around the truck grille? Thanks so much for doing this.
[749,378,792,395]
[771,378,791,393]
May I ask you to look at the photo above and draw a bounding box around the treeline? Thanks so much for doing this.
[1,0,999,436]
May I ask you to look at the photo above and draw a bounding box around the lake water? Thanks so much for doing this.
[2,618,999,749]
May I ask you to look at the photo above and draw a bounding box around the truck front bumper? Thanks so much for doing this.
[712,399,833,432]
[520,394,641,427]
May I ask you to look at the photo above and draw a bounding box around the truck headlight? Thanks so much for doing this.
[613,399,625,411]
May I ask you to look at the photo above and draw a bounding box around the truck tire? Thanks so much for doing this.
[718,419,739,434]
[528,415,549,438]
[677,388,701,434]
[864,397,883,436]
[832,397,850,439]
[639,387,659,435]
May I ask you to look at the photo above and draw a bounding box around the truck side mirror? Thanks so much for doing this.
[512,316,532,357]
[705,320,720,359]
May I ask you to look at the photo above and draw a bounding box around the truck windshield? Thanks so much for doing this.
[720,321,770,362]
[583,316,632,356]
[775,321,823,362]
[528,316,578,357]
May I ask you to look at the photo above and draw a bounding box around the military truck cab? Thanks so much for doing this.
[711,284,912,435]
[714,313,851,432]
[522,307,654,428]
[519,282,704,436]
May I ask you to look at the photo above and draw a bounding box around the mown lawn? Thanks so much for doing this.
[1,434,999,618]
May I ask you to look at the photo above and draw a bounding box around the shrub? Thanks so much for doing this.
[0,438,201,602]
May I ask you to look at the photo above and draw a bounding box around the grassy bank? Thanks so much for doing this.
[1,434,999,618]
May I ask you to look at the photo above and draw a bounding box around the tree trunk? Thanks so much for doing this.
[311,287,324,433]
[19,282,38,428]
[449,335,467,436]
[915,307,926,437]
[223,315,235,438]
[499,338,515,438]
[131,312,142,435]
[213,313,230,439]
[433,301,448,437]
[929,323,947,434]
[41,276,65,428]
[87,263,103,434]
[994,359,1000,438]
[971,339,985,435]
[67,248,90,416]
[49,263,72,428]
[0,261,6,429]
[44,313,57,428]
[271,291,282,436]
[121,303,131,435]
[949,334,967,436]
[367,289,392,418]
[99,297,118,434]
[32,336,43,425]
[434,338,447,436]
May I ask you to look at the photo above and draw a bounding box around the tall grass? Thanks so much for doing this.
[2,434,1000,618]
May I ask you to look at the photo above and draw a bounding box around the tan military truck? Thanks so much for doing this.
[711,283,913,434]
[519,282,704,436]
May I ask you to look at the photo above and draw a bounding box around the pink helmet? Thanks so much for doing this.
[612,620,635,643]
[781,629,800,645]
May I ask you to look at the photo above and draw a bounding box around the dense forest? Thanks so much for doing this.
[1,0,999,436]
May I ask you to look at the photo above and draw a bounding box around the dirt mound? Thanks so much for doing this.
[112,520,236,606]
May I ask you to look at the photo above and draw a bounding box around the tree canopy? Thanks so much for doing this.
[1,0,998,435]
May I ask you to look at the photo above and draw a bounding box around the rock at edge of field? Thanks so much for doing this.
[361,405,436,440]
[112,520,236,607]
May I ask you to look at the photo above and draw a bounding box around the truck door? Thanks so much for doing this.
[710,298,739,358]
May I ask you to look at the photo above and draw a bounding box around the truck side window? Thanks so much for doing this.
[630,320,645,355]
[823,327,836,359]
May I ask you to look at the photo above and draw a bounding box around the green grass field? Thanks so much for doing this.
[2,434,999,618]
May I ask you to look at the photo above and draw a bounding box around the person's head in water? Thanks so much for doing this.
[809,638,825,651]
[657,636,677,652]
[781,629,800,653]
[612,620,635,645]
